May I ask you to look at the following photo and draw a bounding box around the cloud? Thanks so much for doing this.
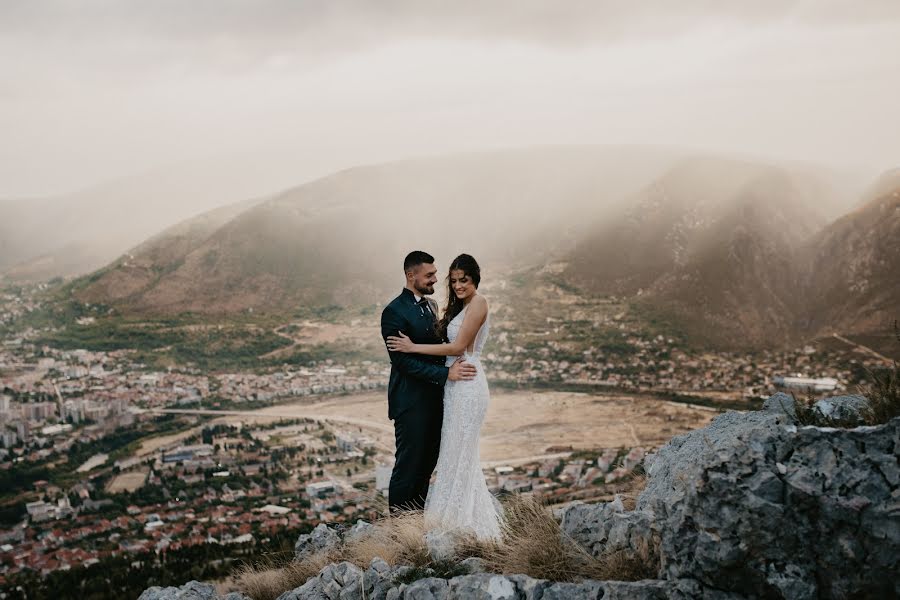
[1,1,899,196]
[4,1,899,62]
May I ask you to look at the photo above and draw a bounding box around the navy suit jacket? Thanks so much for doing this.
[381,288,449,419]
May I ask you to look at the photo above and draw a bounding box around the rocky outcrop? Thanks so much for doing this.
[561,494,659,568]
[564,392,899,599]
[398,573,718,600]
[294,523,342,561]
[139,394,899,600]
[137,580,250,600]
[275,561,733,600]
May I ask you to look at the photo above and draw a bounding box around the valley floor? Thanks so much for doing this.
[153,389,715,464]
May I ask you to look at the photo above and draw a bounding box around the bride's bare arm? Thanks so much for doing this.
[386,296,488,356]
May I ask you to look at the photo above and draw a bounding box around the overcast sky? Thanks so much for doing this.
[2,0,900,197]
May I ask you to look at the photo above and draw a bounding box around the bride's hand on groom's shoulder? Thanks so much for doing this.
[386,331,416,353]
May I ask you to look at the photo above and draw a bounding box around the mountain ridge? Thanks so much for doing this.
[49,148,895,350]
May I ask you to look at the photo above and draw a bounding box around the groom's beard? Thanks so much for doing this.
[415,284,435,295]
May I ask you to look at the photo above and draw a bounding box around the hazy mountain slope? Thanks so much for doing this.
[853,167,900,209]
[72,146,681,314]
[63,148,887,353]
[563,157,845,347]
[802,183,900,339]
[69,197,264,305]
[0,158,311,282]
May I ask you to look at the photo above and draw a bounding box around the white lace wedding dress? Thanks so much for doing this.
[424,305,502,540]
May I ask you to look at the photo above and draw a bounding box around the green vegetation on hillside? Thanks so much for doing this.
[34,315,293,370]
[0,415,195,514]
[3,526,309,600]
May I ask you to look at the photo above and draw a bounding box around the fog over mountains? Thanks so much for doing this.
[63,146,673,310]
[36,145,894,350]
[563,156,881,347]
[3,1,898,353]
[803,184,900,340]
[0,155,330,281]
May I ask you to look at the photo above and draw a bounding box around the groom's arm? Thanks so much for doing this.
[381,305,449,387]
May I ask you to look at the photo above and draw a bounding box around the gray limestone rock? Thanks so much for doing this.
[138,587,180,600]
[402,577,450,599]
[503,574,550,600]
[447,574,517,599]
[386,588,403,600]
[273,562,369,600]
[137,581,218,600]
[813,394,870,424]
[345,519,374,544]
[369,557,391,574]
[762,391,796,419]
[395,574,744,600]
[458,557,486,574]
[561,394,898,599]
[637,407,794,518]
[143,395,897,600]
[275,577,327,600]
[294,523,341,561]
[561,495,659,574]
[424,529,457,562]
[643,394,898,599]
[533,580,604,600]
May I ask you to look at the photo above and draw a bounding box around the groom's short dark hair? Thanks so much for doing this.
[404,251,435,272]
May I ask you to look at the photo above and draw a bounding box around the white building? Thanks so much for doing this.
[773,376,839,392]
[0,430,16,447]
[306,480,338,498]
[41,423,72,436]
[257,504,291,516]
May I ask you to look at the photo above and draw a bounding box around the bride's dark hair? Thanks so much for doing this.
[438,254,481,341]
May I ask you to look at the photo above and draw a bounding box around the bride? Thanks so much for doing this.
[386,253,502,540]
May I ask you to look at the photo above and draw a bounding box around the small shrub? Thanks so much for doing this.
[391,560,469,586]
[342,510,430,568]
[785,391,860,429]
[619,473,648,511]
[858,320,900,426]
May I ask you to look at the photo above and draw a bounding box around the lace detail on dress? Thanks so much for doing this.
[425,304,502,540]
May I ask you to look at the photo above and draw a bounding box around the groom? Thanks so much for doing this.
[381,250,477,512]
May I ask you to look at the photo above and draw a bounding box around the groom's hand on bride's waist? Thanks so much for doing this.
[448,357,477,382]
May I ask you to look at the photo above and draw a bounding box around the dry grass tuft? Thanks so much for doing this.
[234,496,659,599]
[343,510,430,568]
[234,511,430,599]
[471,495,657,582]
[597,547,658,581]
[233,550,335,600]
[485,495,605,581]
[618,474,648,511]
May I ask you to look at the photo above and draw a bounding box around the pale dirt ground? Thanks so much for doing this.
[107,468,149,493]
[261,321,381,359]
[135,425,205,457]
[222,389,715,463]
